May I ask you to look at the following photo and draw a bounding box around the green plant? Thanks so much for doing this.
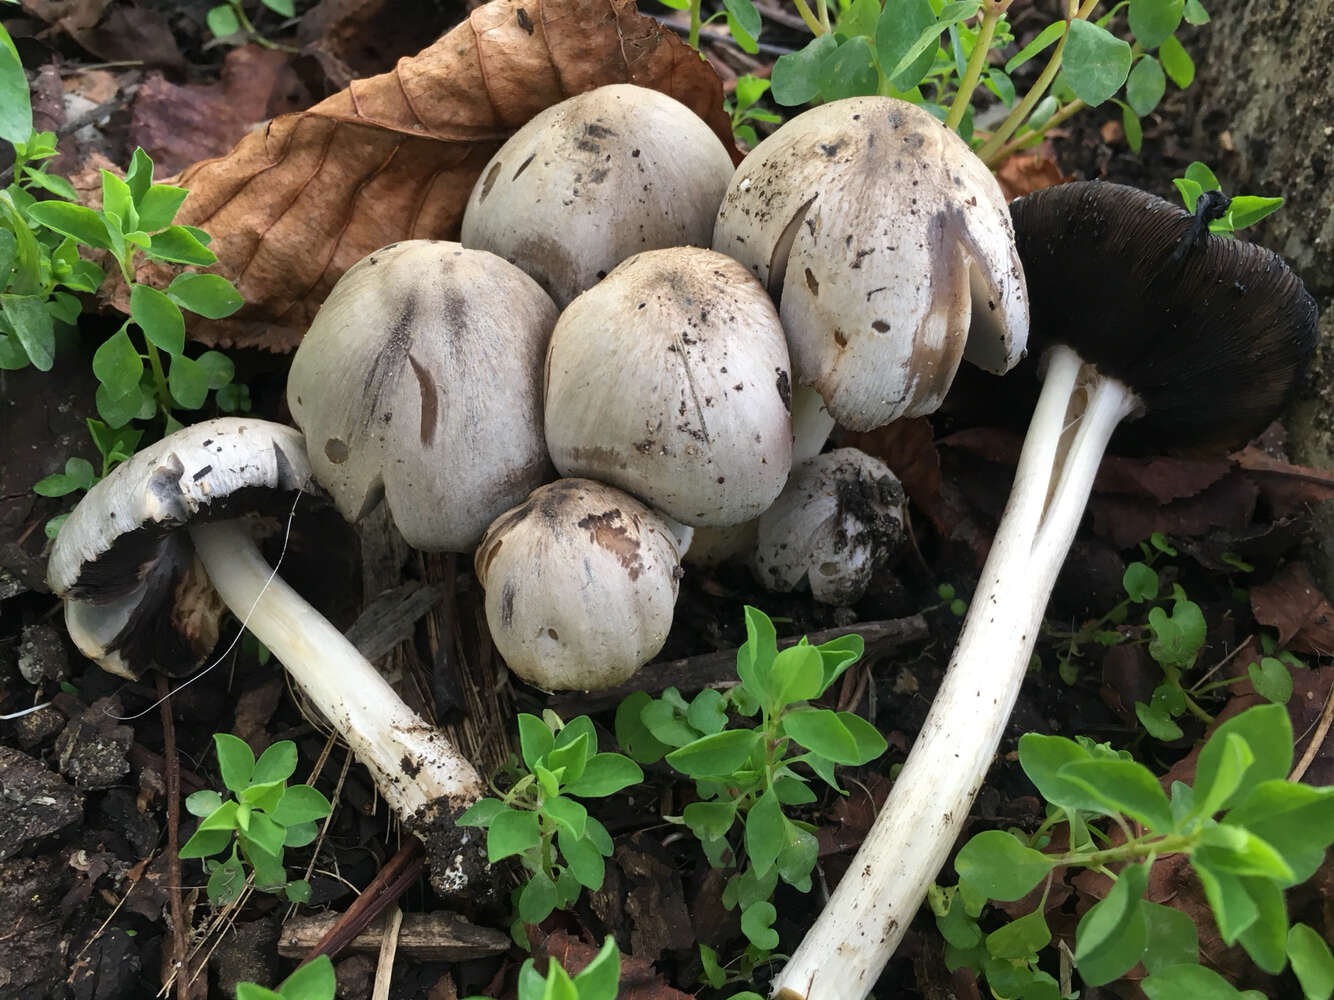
[657,0,763,54]
[206,0,299,51]
[935,704,1334,999]
[32,419,143,537]
[180,733,332,905]
[1173,160,1285,235]
[725,75,783,148]
[457,713,643,943]
[236,955,334,1000]
[463,936,623,1000]
[616,607,885,958]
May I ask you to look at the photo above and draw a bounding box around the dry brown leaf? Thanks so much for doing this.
[1250,562,1334,654]
[156,0,736,352]
[993,146,1070,201]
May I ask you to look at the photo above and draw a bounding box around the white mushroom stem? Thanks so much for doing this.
[790,384,838,464]
[772,345,1140,999]
[189,519,484,824]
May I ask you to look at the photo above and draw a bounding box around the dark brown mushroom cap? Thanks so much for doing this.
[46,419,319,678]
[1011,181,1318,453]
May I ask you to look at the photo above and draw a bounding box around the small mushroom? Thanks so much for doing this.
[773,182,1319,999]
[286,241,558,552]
[461,84,736,308]
[474,479,691,691]
[544,247,793,527]
[752,448,906,606]
[713,96,1028,459]
[47,419,486,889]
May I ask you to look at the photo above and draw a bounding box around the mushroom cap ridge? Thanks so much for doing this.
[1011,181,1319,453]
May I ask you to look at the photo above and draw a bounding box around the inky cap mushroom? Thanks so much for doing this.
[475,479,691,691]
[544,247,793,527]
[461,84,736,308]
[287,240,558,552]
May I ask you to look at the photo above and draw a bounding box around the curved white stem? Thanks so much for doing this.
[772,346,1139,999]
[791,384,838,464]
[189,520,484,826]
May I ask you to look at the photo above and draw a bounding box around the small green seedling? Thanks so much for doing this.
[937,704,1334,999]
[617,606,885,958]
[1173,161,1284,235]
[463,936,623,1000]
[236,955,334,1000]
[457,713,643,944]
[206,0,298,51]
[180,733,332,905]
[33,419,143,537]
[657,0,762,54]
[725,75,783,149]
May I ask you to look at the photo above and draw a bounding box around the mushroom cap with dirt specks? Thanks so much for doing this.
[45,418,313,679]
[713,95,1028,430]
[461,83,736,308]
[474,478,692,691]
[286,240,558,553]
[544,246,793,527]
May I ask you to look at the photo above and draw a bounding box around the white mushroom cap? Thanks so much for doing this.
[544,246,793,527]
[752,448,906,606]
[474,479,692,691]
[461,84,736,308]
[713,96,1029,431]
[286,241,558,552]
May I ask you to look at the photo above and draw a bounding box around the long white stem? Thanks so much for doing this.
[772,346,1139,999]
[189,520,484,826]
[791,383,838,463]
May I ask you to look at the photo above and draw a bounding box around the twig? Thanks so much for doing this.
[300,839,426,966]
[156,674,189,1000]
[371,905,404,1000]
[1290,677,1334,783]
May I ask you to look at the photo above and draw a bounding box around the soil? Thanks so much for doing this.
[1,2,1332,999]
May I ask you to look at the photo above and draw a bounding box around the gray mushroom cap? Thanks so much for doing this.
[713,96,1029,430]
[461,84,736,308]
[46,418,313,679]
[286,240,558,553]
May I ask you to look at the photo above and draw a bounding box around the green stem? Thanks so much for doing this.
[1182,691,1215,724]
[986,97,1086,161]
[792,0,824,35]
[689,0,702,49]
[1051,832,1194,869]
[945,2,1006,131]
[143,338,171,417]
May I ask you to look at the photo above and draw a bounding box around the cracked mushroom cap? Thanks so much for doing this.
[461,84,736,308]
[544,246,793,527]
[713,96,1028,430]
[474,479,692,691]
[287,241,558,552]
[753,448,906,606]
[46,418,314,679]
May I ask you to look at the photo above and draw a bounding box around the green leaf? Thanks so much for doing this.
[124,147,154,205]
[1136,698,1185,741]
[1062,20,1133,107]
[771,34,839,106]
[559,829,605,890]
[33,456,96,497]
[194,350,235,391]
[1060,758,1174,832]
[241,779,284,813]
[740,900,779,950]
[572,937,620,1000]
[1193,859,1259,943]
[1142,964,1249,1000]
[1196,705,1292,812]
[772,772,817,805]
[1129,0,1185,49]
[0,24,33,144]
[936,888,982,949]
[251,740,298,785]
[486,807,541,861]
[236,985,282,1000]
[243,811,286,858]
[1,293,55,370]
[1247,656,1292,704]
[884,1,979,84]
[683,800,738,842]
[666,729,761,777]
[1185,160,1220,190]
[1192,732,1255,821]
[185,789,223,818]
[1074,861,1150,985]
[1126,55,1167,116]
[214,733,255,792]
[101,170,137,233]
[518,713,555,770]
[91,326,144,400]
[699,943,727,989]
[207,4,242,37]
[774,825,818,890]
[129,184,186,231]
[166,272,242,318]
[545,732,589,785]
[276,954,334,999]
[1140,901,1200,974]
[554,714,597,758]
[518,871,557,924]
[769,642,826,708]
[1018,732,1104,813]
[1236,875,1288,975]
[1225,195,1284,231]
[457,797,505,828]
[130,283,185,355]
[955,830,1054,901]
[815,633,863,695]
[22,168,77,200]
[781,708,858,763]
[1226,780,1334,884]
[820,36,879,100]
[1147,598,1206,668]
[744,788,786,876]
[1005,20,1065,74]
[1195,823,1295,882]
[146,226,218,266]
[271,784,331,826]
[986,908,1051,960]
[262,0,296,16]
[563,753,642,798]
[283,821,318,848]
[872,0,939,90]
[640,697,700,749]
[1289,923,1334,1000]
[583,815,613,856]
[1158,34,1195,87]
[197,799,242,833]
[734,74,770,112]
[1183,0,1210,23]
[25,201,113,251]
[543,795,587,840]
[722,0,760,40]
[614,691,671,763]
[686,688,729,736]
[168,353,210,409]
[179,825,234,859]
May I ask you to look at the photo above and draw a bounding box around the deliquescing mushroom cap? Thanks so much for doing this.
[713,96,1028,431]
[46,418,313,679]
[460,83,736,308]
[544,246,793,527]
[1011,180,1319,454]
[474,478,692,691]
[753,447,906,606]
[286,240,558,553]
